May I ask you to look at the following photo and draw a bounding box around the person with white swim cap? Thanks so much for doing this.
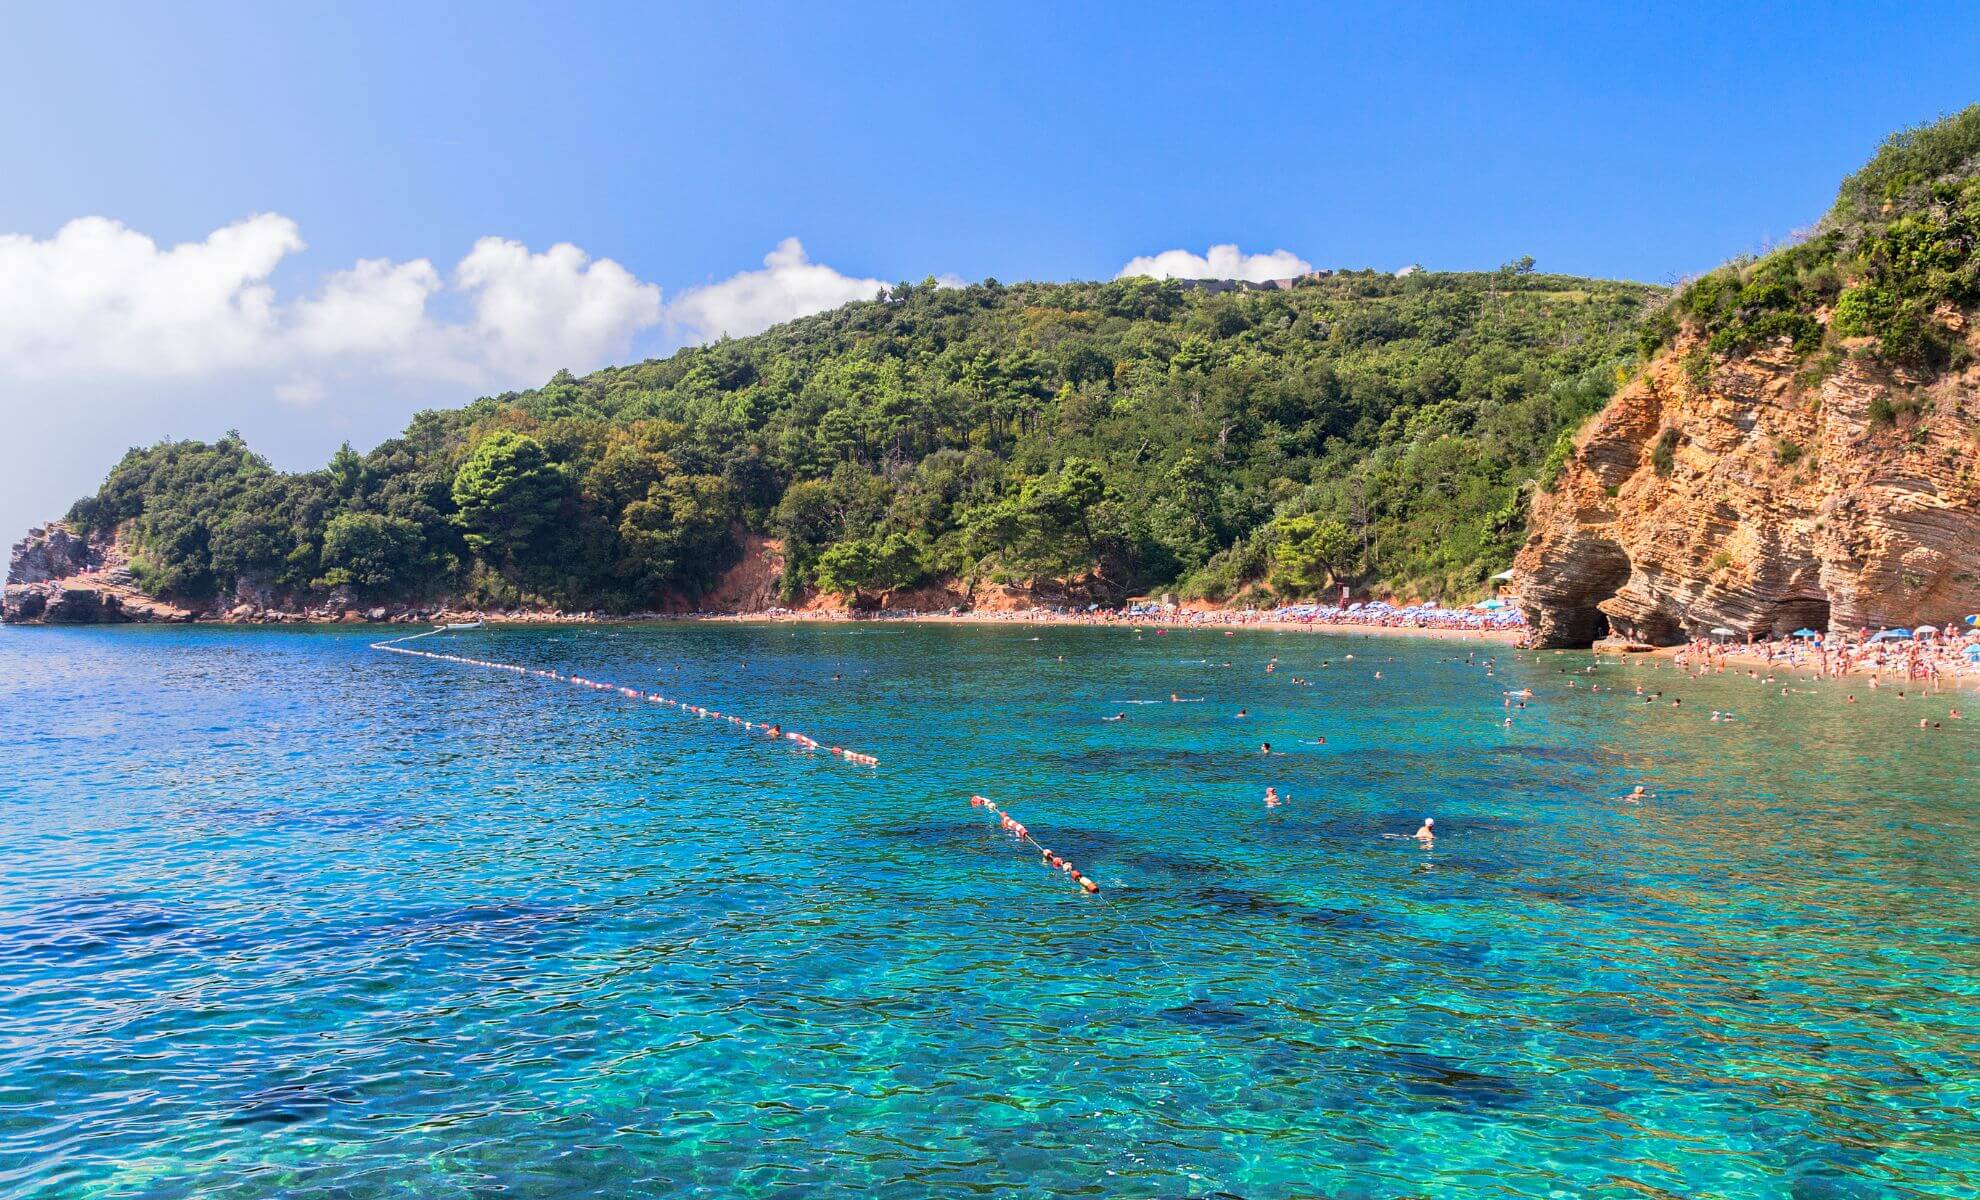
[1413,817,1435,842]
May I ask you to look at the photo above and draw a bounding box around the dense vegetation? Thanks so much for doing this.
[64,267,1659,611]
[1641,104,1980,376]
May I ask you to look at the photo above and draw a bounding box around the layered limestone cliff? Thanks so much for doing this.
[1515,328,1980,646]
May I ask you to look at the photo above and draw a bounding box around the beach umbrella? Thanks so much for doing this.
[1870,628,1912,642]
[1792,628,1819,638]
[1965,644,1980,660]
[1475,598,1507,610]
[1710,626,1735,637]
[1913,624,1938,635]
[1966,614,1978,625]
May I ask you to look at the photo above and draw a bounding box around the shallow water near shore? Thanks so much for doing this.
[1,622,1975,1199]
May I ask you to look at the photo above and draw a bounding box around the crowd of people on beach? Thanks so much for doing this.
[760,597,1530,636]
[1675,621,1980,683]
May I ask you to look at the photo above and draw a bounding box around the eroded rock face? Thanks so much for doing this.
[4,524,194,625]
[7,523,97,584]
[1515,332,1980,646]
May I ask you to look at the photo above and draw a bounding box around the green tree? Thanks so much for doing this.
[1147,452,1221,572]
[1269,513,1354,595]
[319,512,425,593]
[814,531,926,600]
[616,473,733,596]
[451,432,568,571]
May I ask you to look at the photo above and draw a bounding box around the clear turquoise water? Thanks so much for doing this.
[1,623,1975,1199]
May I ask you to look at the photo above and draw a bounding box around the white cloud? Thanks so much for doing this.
[669,236,884,342]
[455,237,663,382]
[0,213,301,376]
[0,215,663,390]
[273,378,327,407]
[290,256,443,360]
[1116,243,1312,283]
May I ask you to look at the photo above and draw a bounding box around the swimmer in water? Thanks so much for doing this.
[1412,818,1435,842]
[1103,712,1125,722]
[1264,787,1282,809]
[1622,786,1648,803]
[765,724,781,737]
[1235,708,1248,718]
[1260,742,1272,754]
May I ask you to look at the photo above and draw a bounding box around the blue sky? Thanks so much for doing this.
[0,2,1975,541]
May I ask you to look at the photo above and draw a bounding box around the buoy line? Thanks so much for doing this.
[368,631,1115,894]
[370,627,880,766]
[969,794,1100,893]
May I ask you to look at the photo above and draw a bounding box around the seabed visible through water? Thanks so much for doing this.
[1,622,1974,1198]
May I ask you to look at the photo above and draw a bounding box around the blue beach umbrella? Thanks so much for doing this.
[1792,628,1820,638]
[1870,628,1912,642]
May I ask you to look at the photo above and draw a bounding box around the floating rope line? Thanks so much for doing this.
[370,627,879,766]
[969,794,1099,893]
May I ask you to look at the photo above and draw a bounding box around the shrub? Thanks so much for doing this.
[1682,350,1713,392]
[1537,429,1577,492]
[1833,104,1980,217]
[1651,428,1681,476]
[1868,393,1930,427]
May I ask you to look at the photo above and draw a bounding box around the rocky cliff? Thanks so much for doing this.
[1515,326,1980,646]
[4,524,196,624]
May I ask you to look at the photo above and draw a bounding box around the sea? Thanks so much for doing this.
[1,622,1974,1199]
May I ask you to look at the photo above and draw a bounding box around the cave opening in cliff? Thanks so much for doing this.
[1550,540,1632,646]
[1763,596,1832,638]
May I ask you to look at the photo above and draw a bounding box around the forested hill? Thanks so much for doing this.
[59,268,1662,613]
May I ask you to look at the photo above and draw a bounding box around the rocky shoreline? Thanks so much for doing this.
[6,523,1529,639]
[3,524,1036,628]
[2,524,538,627]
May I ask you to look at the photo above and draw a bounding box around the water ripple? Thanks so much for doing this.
[0,624,1974,1198]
